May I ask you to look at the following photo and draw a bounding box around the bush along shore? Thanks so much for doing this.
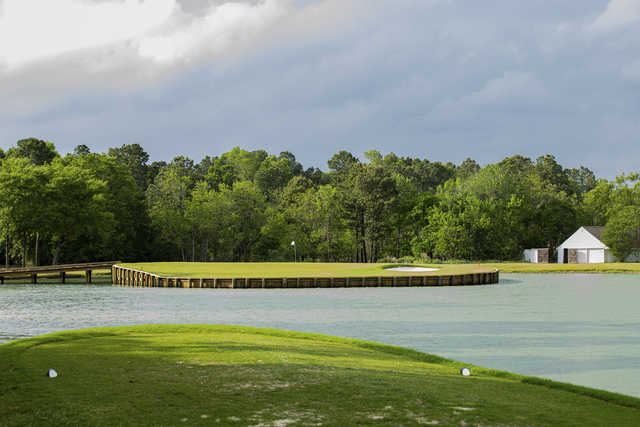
[1,325,639,426]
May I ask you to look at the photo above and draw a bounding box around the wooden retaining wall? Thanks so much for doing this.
[111,266,499,289]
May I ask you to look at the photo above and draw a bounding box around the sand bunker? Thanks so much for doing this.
[384,266,439,272]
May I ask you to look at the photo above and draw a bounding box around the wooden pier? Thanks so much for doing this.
[0,262,121,284]
[112,265,500,289]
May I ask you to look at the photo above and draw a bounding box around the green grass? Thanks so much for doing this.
[119,261,640,278]
[119,262,494,278]
[481,262,640,274]
[1,325,639,426]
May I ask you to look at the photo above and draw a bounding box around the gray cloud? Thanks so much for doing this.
[1,0,639,178]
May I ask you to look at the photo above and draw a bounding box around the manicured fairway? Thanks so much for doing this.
[1,325,639,426]
[119,262,493,278]
[481,262,640,274]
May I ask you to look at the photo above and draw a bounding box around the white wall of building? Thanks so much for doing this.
[588,249,605,263]
[557,227,608,264]
[524,248,549,263]
[523,249,537,263]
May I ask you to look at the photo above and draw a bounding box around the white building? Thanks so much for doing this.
[523,248,549,263]
[557,226,640,264]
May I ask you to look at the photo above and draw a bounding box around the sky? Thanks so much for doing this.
[1,0,639,177]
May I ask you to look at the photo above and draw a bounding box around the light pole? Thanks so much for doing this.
[291,240,296,263]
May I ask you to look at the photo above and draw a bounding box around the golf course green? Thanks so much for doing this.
[1,325,639,426]
[118,262,490,278]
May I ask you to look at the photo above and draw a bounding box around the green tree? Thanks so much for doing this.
[206,156,237,189]
[313,184,351,261]
[0,158,54,265]
[387,175,421,258]
[499,155,533,174]
[276,177,321,261]
[274,179,351,262]
[73,144,91,156]
[583,180,614,225]
[413,162,574,261]
[222,147,268,182]
[535,154,571,194]
[603,206,640,261]
[328,150,359,176]
[45,159,111,264]
[567,166,597,195]
[146,164,192,261]
[401,158,455,192]
[302,167,328,186]
[364,150,383,165]
[222,181,267,260]
[254,154,298,196]
[64,153,151,262]
[6,138,58,165]
[422,207,474,260]
[186,182,231,261]
[108,143,151,191]
[456,157,481,180]
[337,163,397,262]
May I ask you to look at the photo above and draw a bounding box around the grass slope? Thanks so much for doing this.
[1,325,639,426]
[119,262,492,278]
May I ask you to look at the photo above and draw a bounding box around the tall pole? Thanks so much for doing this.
[291,241,296,263]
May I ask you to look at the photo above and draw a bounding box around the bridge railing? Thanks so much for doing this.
[0,261,121,284]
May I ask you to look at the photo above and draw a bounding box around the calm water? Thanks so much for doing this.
[1,274,639,397]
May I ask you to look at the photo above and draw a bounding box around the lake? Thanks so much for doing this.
[1,273,639,397]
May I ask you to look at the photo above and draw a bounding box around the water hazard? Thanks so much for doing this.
[1,273,639,397]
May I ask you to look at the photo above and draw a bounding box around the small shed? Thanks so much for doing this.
[556,226,640,263]
[557,226,610,264]
[523,248,549,264]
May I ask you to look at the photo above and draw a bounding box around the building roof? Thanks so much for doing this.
[558,226,608,249]
[581,225,640,248]
[583,226,606,241]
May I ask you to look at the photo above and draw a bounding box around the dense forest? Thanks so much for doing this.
[1,138,639,267]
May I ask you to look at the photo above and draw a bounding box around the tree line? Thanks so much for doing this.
[1,138,638,266]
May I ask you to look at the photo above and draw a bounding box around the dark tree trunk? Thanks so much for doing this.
[4,235,9,268]
[35,233,39,267]
[22,236,27,267]
[202,238,209,262]
[192,233,195,262]
[354,228,360,263]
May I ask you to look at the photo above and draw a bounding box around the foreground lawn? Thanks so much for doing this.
[1,325,639,426]
[481,262,640,274]
[119,262,493,278]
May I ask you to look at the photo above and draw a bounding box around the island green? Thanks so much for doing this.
[119,262,492,278]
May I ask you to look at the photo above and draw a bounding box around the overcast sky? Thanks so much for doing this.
[1,0,639,177]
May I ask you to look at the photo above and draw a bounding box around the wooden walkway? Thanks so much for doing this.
[0,262,121,284]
